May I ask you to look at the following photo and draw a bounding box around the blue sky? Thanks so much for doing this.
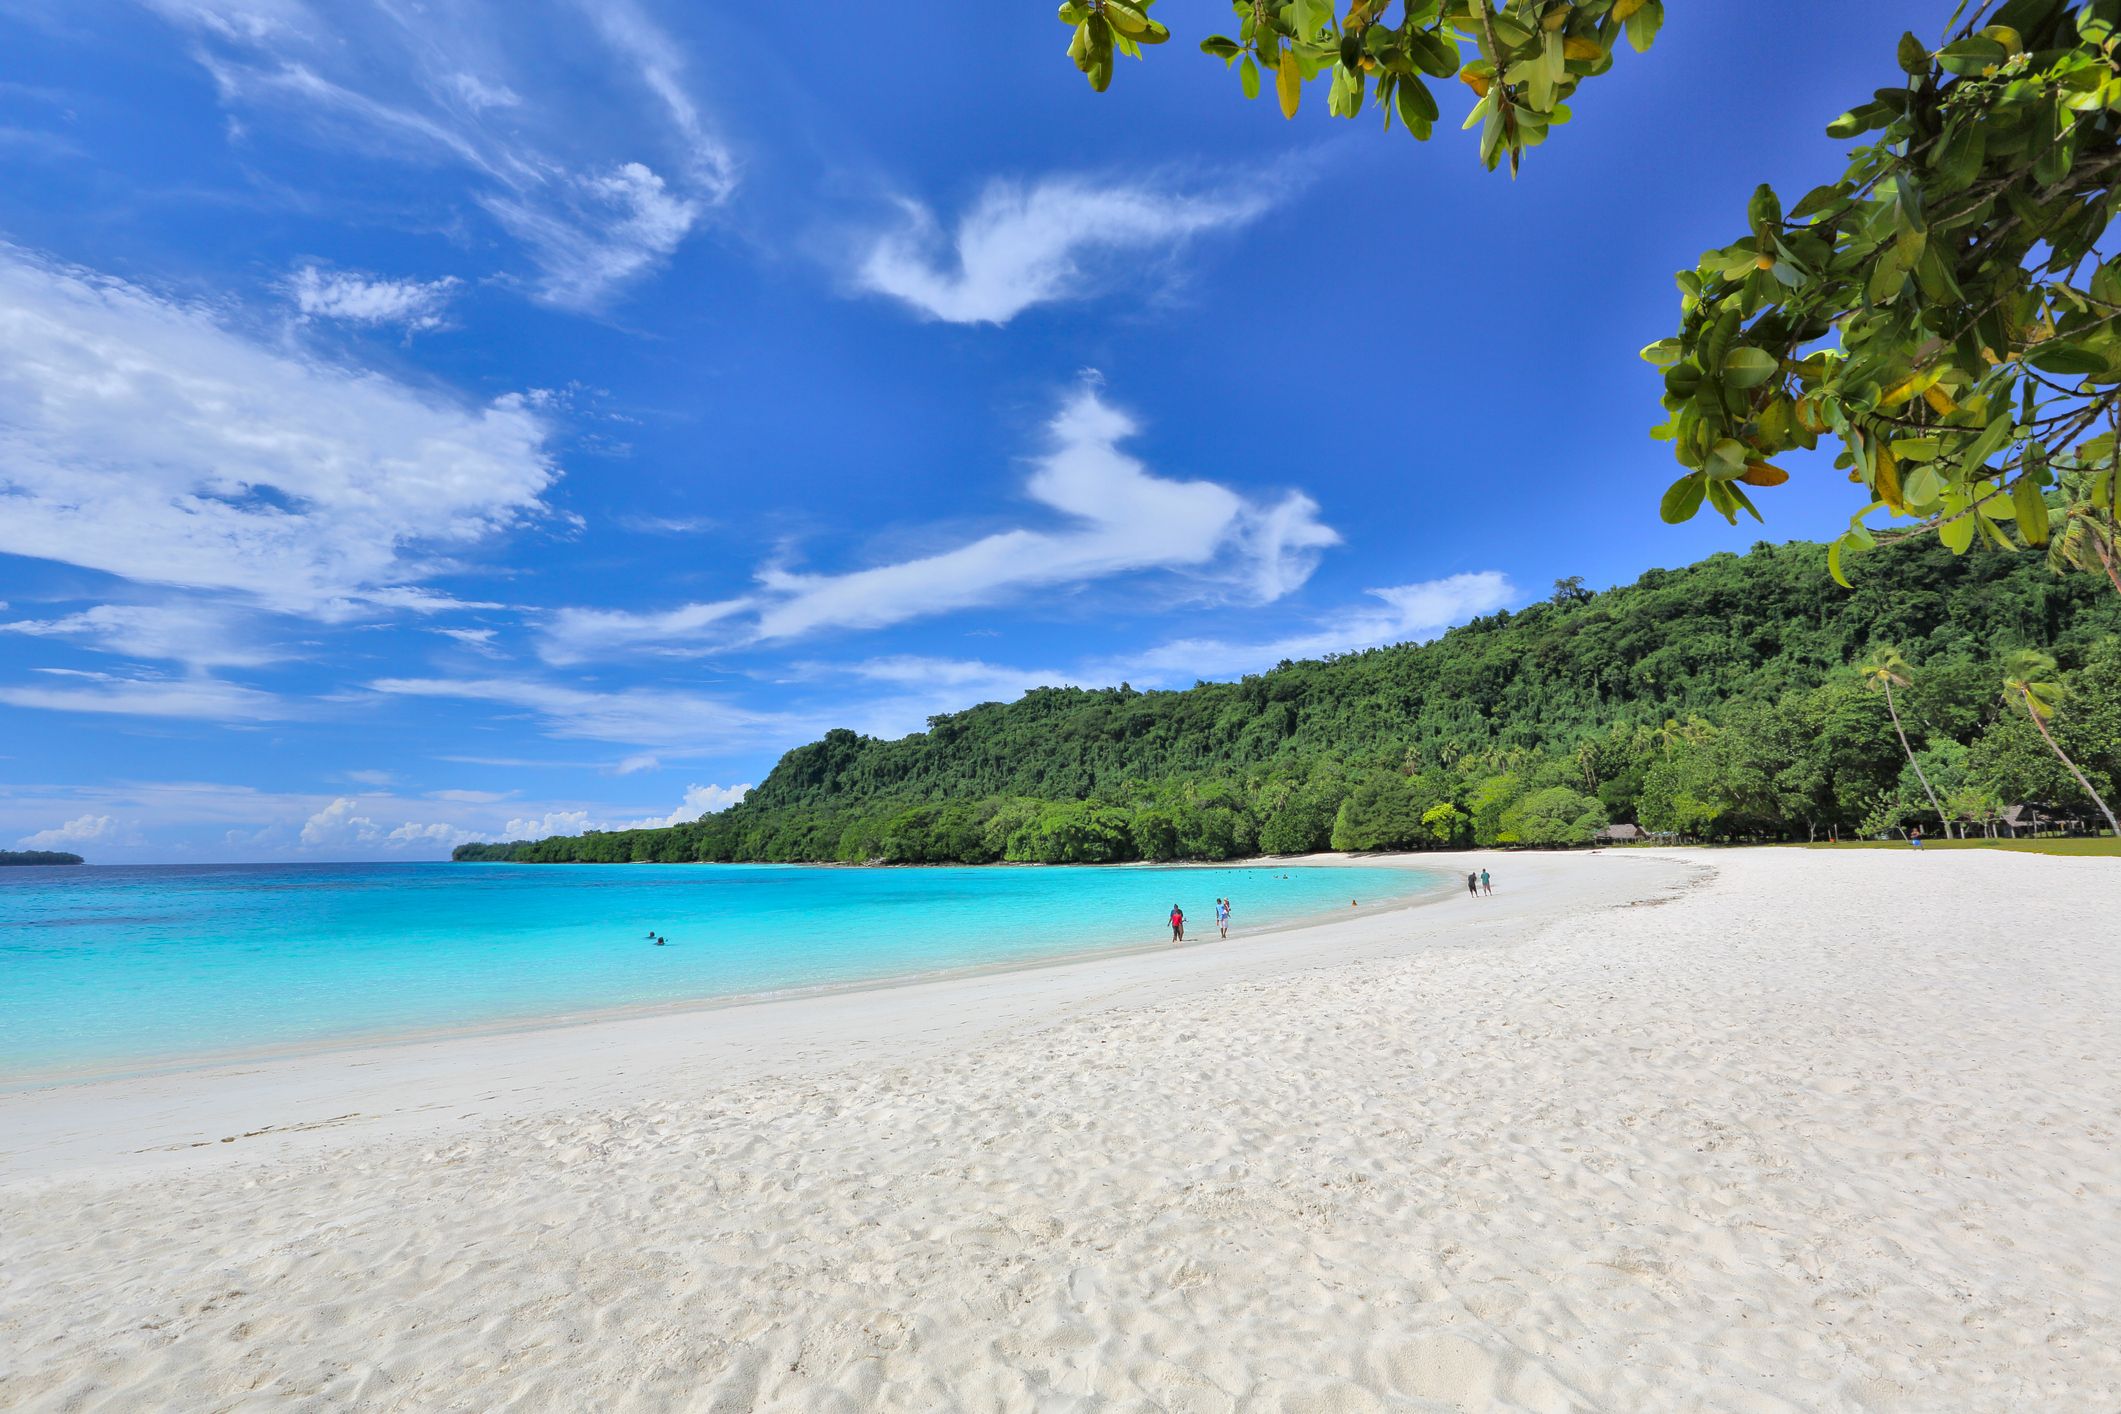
[1,0,1938,862]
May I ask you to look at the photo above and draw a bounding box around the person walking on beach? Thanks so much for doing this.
[1480,869,1492,896]
[1215,897,1230,939]
[1467,871,1479,898]
[1169,904,1185,943]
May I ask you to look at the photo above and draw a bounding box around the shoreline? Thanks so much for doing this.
[0,849,1649,1184]
[0,852,1457,1094]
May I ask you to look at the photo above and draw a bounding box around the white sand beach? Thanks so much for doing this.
[2,848,2116,1412]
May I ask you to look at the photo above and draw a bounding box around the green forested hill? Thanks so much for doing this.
[458,539,2121,864]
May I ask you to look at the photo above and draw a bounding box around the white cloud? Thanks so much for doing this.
[145,0,731,308]
[0,602,280,670]
[0,668,290,720]
[19,813,131,848]
[541,596,752,666]
[0,245,558,616]
[497,781,748,838]
[284,264,460,333]
[299,796,478,851]
[539,380,1338,662]
[614,753,660,774]
[857,177,1270,324]
[434,626,503,657]
[503,808,592,839]
[369,675,781,749]
[622,781,750,828]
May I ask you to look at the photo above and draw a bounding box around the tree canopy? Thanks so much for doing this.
[456,536,2121,865]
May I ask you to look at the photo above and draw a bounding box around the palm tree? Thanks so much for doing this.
[1861,646,1952,839]
[2049,506,2121,599]
[2002,649,2120,838]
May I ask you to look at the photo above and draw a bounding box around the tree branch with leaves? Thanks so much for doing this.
[1640,0,2121,596]
[1056,0,1663,173]
[1056,1,2121,597]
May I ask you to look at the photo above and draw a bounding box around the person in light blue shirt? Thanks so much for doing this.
[1215,897,1230,938]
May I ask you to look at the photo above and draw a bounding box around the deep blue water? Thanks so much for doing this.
[0,861,1442,1080]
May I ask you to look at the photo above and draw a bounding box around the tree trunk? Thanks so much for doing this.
[2022,688,2121,838]
[1885,682,1953,839]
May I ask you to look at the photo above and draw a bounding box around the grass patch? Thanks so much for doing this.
[1796,837,2119,857]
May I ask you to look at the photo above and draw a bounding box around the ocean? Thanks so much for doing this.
[1,860,1444,1082]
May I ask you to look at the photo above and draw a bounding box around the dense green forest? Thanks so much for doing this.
[0,850,85,866]
[456,539,2121,865]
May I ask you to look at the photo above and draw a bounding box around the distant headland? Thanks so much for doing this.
[1,850,85,866]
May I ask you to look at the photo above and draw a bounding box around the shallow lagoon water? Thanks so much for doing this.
[1,860,1444,1080]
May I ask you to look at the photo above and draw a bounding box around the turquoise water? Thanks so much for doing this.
[0,861,1443,1081]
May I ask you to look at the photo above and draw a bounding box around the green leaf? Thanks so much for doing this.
[1706,437,1750,480]
[1746,183,1782,233]
[1936,35,2006,76]
[1723,346,1779,388]
[1395,75,1436,136]
[1240,54,1261,99]
[1826,103,1891,139]
[1896,31,1929,74]
[1639,338,1683,366]
[1623,0,1663,53]
[1404,27,1459,78]
[2028,343,2109,375]
[1659,472,1706,523]
[2013,476,2051,543]
[1958,413,2016,476]
[1789,184,1850,220]
[1827,534,1855,589]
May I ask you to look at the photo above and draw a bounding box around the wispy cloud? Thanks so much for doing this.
[144,0,732,308]
[857,177,1271,324]
[284,264,460,333]
[539,378,1338,663]
[0,245,557,616]
[369,674,782,749]
[1092,573,1519,682]
[480,162,703,312]
[570,0,733,196]
[0,668,291,720]
[0,601,281,670]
